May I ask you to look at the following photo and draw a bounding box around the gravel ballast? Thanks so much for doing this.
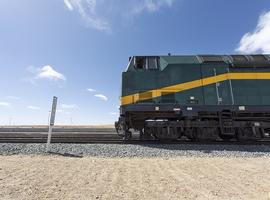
[0,143,270,157]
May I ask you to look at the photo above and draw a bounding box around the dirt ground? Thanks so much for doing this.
[0,156,270,200]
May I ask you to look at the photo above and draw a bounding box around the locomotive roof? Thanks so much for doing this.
[135,54,270,63]
[126,54,270,71]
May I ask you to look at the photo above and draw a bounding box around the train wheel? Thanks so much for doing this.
[236,128,250,142]
[219,135,234,141]
[236,127,261,142]
[184,128,197,141]
[139,128,153,140]
[194,128,203,141]
[194,128,219,141]
[123,131,132,141]
[139,130,144,140]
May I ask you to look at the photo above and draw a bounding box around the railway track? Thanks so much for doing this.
[0,127,270,145]
[1,134,270,145]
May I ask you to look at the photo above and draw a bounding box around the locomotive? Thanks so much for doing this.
[115,54,270,141]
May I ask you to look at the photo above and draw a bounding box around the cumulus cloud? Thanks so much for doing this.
[26,65,66,84]
[0,102,11,107]
[27,106,41,110]
[36,66,66,81]
[94,94,108,101]
[236,11,270,54]
[63,0,175,31]
[87,88,96,92]
[61,104,80,109]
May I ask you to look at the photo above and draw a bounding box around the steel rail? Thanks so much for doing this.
[0,127,270,144]
[0,136,270,145]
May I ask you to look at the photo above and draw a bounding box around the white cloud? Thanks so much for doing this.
[87,88,96,92]
[63,0,175,31]
[64,0,73,10]
[26,65,66,84]
[27,106,41,110]
[36,66,66,81]
[236,11,270,54]
[6,96,20,100]
[63,0,110,32]
[0,102,11,107]
[94,94,108,101]
[132,0,175,14]
[61,104,80,109]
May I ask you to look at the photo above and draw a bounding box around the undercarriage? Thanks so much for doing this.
[115,104,270,142]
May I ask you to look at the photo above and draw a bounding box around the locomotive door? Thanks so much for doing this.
[201,63,234,105]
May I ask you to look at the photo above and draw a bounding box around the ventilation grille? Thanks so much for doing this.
[231,55,249,62]
[250,55,268,62]
[200,55,224,62]
[230,55,270,68]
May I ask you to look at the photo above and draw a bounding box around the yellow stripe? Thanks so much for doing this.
[121,72,270,105]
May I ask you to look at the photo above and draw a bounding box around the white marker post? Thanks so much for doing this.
[46,96,58,153]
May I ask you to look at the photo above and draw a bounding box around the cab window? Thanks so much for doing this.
[135,57,146,69]
[147,58,158,69]
[135,57,159,70]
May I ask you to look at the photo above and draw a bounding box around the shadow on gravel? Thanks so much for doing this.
[138,143,270,153]
[47,151,83,158]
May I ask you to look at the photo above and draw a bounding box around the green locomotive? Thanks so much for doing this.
[116,55,270,141]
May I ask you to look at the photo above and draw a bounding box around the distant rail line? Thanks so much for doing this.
[0,126,120,143]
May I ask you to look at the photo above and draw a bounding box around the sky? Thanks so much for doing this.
[0,0,270,125]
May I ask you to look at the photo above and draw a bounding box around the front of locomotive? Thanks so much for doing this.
[115,55,198,140]
[115,56,164,140]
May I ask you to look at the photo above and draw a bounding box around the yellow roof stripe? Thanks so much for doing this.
[121,72,270,106]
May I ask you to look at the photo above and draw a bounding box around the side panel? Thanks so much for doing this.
[201,63,233,105]
[122,71,159,97]
[230,67,258,105]
[122,63,204,105]
[159,64,204,105]
[122,57,270,106]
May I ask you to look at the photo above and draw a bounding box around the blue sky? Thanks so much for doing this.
[0,0,270,125]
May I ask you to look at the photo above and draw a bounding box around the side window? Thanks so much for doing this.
[147,58,158,69]
[135,57,146,69]
[135,57,159,70]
